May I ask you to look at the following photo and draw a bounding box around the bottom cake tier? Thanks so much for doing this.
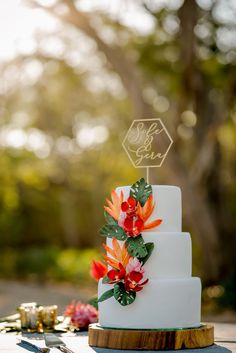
[98,277,201,329]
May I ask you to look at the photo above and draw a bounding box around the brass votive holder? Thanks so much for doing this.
[18,303,43,333]
[41,305,58,331]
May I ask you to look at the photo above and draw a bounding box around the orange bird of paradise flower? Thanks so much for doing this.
[104,190,124,220]
[137,195,162,230]
[103,238,131,270]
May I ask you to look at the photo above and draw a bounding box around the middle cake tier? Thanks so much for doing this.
[106,232,192,279]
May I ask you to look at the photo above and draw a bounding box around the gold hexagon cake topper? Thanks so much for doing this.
[122,118,173,182]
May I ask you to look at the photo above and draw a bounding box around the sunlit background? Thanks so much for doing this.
[0,0,236,321]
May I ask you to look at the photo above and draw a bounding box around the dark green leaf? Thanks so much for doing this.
[88,296,98,310]
[130,178,152,206]
[113,282,136,306]
[102,275,111,284]
[98,289,114,303]
[99,224,127,240]
[141,242,154,265]
[104,211,117,225]
[126,234,148,258]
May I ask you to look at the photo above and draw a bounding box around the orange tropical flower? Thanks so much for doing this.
[104,190,124,221]
[137,195,162,230]
[103,238,131,270]
[90,260,107,281]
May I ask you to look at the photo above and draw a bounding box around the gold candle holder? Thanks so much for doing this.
[41,305,58,331]
[18,303,43,333]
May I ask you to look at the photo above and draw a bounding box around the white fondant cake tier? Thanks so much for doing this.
[116,185,181,232]
[98,277,201,329]
[106,232,192,279]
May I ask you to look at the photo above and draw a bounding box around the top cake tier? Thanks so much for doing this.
[115,185,182,232]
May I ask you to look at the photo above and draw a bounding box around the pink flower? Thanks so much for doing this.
[126,258,145,275]
[118,211,126,228]
[64,301,98,329]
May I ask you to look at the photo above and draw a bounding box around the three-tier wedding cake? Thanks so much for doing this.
[97,179,201,329]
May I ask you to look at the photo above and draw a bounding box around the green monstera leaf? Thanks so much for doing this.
[104,211,117,225]
[113,282,136,306]
[100,211,128,240]
[141,242,154,265]
[99,223,127,240]
[88,296,98,310]
[102,275,111,284]
[126,234,148,258]
[130,178,152,206]
[98,289,114,303]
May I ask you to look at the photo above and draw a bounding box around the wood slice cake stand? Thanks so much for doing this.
[88,323,214,350]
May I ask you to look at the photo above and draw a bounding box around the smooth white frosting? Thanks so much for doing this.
[115,185,181,232]
[139,232,191,279]
[98,277,201,329]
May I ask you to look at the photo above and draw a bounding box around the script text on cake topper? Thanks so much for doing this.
[122,119,173,168]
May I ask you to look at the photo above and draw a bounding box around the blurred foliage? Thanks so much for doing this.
[0,246,100,284]
[219,270,236,310]
[0,0,236,311]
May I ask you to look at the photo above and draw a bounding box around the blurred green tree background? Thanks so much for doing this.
[0,0,235,312]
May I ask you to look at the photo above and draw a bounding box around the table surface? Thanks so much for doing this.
[0,323,235,353]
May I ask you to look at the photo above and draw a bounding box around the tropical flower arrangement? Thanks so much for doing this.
[91,178,162,306]
[64,301,98,329]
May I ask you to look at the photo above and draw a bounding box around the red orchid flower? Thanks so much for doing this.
[90,260,107,281]
[121,196,137,214]
[120,197,144,237]
[121,195,163,236]
[104,191,162,237]
[124,271,149,292]
[123,216,144,237]
[107,263,126,284]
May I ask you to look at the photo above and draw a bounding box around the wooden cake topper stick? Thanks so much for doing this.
[146,166,150,184]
